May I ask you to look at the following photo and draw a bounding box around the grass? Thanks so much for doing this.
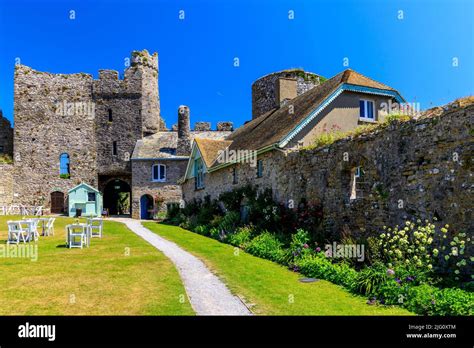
[144,222,413,316]
[0,216,194,315]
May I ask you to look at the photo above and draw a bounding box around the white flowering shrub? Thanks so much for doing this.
[373,219,472,284]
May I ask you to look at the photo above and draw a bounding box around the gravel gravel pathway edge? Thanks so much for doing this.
[114,218,252,316]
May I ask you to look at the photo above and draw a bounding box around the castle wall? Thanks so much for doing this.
[182,102,473,238]
[93,69,143,176]
[0,164,14,205]
[13,66,98,207]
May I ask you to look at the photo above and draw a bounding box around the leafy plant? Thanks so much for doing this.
[244,231,285,263]
[227,226,253,248]
[353,263,390,296]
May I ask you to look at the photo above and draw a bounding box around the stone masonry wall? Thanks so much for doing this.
[183,101,473,238]
[13,65,98,207]
[131,159,187,219]
[0,164,14,205]
[252,69,322,119]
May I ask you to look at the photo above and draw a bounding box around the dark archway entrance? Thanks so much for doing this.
[103,179,131,216]
[140,194,154,220]
[50,191,65,214]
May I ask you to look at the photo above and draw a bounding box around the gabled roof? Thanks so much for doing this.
[68,182,100,193]
[194,138,233,168]
[131,130,232,160]
[220,69,403,159]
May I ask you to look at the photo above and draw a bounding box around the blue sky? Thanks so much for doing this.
[0,0,473,128]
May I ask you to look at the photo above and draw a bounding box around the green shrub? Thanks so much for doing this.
[218,211,240,234]
[353,263,390,296]
[244,231,285,263]
[227,226,253,248]
[194,225,210,236]
[403,285,473,316]
[209,227,220,240]
[283,229,311,265]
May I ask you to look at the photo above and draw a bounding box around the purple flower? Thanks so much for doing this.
[315,247,321,252]
[387,269,395,276]
[395,278,401,283]
[303,244,309,249]
[406,276,414,282]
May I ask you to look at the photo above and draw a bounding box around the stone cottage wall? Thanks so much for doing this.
[183,102,473,238]
[0,164,14,205]
[131,159,187,219]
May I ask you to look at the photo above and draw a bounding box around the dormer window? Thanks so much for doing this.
[359,99,375,121]
[152,164,166,182]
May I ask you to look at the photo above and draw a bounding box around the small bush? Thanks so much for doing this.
[194,225,210,236]
[227,226,253,248]
[403,285,473,316]
[353,263,390,296]
[218,211,240,234]
[244,232,285,263]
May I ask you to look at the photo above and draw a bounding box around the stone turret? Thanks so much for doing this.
[251,69,324,120]
[130,50,166,135]
[176,105,191,156]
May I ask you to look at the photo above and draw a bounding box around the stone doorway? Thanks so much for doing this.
[103,179,131,216]
[50,191,65,214]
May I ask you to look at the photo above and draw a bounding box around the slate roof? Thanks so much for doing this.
[132,131,232,160]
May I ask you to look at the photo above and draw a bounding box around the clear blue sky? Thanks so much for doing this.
[0,0,473,128]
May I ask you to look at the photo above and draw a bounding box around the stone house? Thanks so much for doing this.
[181,69,473,236]
[0,49,231,218]
[181,69,405,202]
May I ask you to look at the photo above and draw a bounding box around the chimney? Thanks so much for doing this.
[217,122,233,131]
[176,105,191,156]
[276,77,297,107]
[194,122,211,131]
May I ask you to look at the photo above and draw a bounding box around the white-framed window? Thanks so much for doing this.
[359,99,375,121]
[194,159,204,189]
[152,164,166,182]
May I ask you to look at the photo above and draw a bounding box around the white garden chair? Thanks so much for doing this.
[7,221,29,244]
[44,217,55,236]
[67,224,88,249]
[23,219,39,242]
[87,218,103,239]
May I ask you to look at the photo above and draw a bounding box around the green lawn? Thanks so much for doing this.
[144,222,413,316]
[0,216,194,315]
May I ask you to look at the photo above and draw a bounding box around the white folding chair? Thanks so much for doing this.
[7,221,28,244]
[44,218,55,236]
[88,218,103,239]
[67,224,87,249]
[27,219,40,242]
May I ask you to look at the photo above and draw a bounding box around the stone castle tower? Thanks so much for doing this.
[251,69,324,120]
[12,49,164,208]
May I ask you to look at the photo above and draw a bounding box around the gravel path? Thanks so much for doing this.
[114,218,252,316]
